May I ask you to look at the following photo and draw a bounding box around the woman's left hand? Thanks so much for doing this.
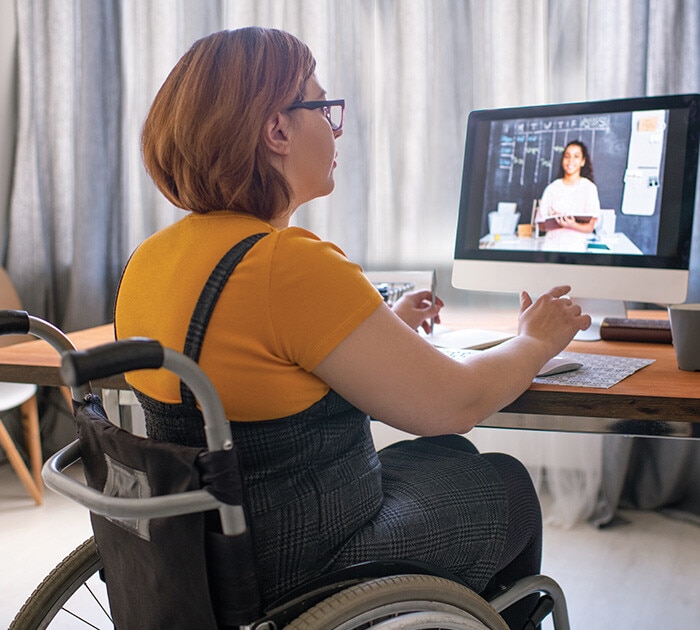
[555,215,596,233]
[555,215,578,229]
[391,289,443,334]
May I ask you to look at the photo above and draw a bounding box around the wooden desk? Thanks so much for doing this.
[494,337,699,438]
[0,315,697,438]
[442,307,700,439]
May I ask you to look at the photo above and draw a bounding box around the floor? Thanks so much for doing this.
[1,461,699,629]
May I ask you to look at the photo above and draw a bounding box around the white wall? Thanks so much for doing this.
[0,0,17,258]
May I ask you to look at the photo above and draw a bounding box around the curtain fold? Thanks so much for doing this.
[6,0,700,525]
[8,0,123,330]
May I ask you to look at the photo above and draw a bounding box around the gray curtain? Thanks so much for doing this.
[4,0,568,326]
[7,0,123,330]
[6,0,223,331]
[4,0,700,522]
[12,0,698,327]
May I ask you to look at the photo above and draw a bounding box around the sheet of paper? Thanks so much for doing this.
[426,326,514,350]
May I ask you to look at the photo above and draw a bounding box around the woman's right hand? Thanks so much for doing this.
[517,285,591,356]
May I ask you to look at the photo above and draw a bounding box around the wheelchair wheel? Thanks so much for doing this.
[285,573,509,630]
[9,537,111,629]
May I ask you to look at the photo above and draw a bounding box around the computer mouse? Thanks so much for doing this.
[537,356,583,377]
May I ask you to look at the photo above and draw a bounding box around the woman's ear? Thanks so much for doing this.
[264,112,292,156]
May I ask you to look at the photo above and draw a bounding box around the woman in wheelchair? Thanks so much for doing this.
[114,27,590,629]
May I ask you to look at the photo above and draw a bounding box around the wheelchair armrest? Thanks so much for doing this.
[42,439,247,535]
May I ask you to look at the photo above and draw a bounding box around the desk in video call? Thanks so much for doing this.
[479,232,643,255]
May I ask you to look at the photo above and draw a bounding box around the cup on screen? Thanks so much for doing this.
[517,224,532,238]
[668,303,700,371]
[598,209,617,235]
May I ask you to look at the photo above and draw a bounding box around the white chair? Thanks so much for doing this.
[0,267,42,504]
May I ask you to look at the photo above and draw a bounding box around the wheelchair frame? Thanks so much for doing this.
[4,310,570,629]
[12,537,569,630]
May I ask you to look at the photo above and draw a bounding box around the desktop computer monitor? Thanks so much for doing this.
[452,93,700,339]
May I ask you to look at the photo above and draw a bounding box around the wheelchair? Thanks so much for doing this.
[4,310,570,629]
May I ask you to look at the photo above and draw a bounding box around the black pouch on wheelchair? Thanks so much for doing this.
[75,394,261,629]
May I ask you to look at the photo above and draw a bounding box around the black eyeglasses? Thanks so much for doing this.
[287,99,345,132]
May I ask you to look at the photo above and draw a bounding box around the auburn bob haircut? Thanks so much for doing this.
[141,27,316,220]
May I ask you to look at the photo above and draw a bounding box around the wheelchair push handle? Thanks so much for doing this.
[60,338,164,386]
[61,338,234,453]
[0,309,30,335]
[0,308,80,354]
[0,309,88,400]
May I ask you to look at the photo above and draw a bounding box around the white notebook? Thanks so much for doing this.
[426,327,514,350]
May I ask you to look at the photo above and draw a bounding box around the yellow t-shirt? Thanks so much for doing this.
[115,211,383,421]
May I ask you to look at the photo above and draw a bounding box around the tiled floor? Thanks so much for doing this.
[1,461,699,628]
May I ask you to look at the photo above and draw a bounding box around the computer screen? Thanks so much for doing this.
[452,93,700,338]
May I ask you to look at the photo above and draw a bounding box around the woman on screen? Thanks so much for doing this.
[536,140,601,252]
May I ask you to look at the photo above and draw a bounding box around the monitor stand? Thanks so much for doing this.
[573,298,627,341]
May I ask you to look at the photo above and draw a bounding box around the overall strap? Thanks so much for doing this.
[180,232,269,404]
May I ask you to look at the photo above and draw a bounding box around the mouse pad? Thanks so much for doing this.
[533,351,655,388]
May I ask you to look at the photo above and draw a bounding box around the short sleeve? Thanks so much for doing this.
[267,228,384,371]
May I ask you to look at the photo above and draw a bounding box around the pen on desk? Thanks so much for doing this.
[430,269,437,337]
